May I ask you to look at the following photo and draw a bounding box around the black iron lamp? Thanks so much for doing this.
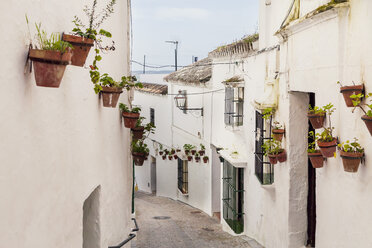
[174,90,203,116]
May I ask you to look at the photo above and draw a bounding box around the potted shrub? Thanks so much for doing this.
[120,104,141,128]
[272,121,285,141]
[64,0,116,66]
[159,150,164,156]
[262,139,286,165]
[307,105,326,129]
[131,140,149,166]
[194,153,201,162]
[27,21,73,88]
[203,156,209,163]
[173,154,178,159]
[338,81,364,107]
[168,154,173,160]
[308,131,324,168]
[162,155,166,160]
[350,93,372,136]
[170,148,176,155]
[199,144,206,156]
[131,117,145,141]
[316,104,337,158]
[187,155,193,161]
[338,138,364,173]
[183,144,195,156]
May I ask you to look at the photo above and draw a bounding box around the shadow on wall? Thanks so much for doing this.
[83,185,101,248]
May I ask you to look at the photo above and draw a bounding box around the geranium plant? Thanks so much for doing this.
[350,92,372,135]
[338,138,364,173]
[307,131,324,168]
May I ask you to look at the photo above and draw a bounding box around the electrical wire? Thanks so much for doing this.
[131,60,243,69]
[166,89,224,96]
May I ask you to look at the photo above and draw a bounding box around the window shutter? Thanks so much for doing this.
[225,87,233,125]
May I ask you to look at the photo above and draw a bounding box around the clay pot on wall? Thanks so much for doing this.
[272,129,285,141]
[173,154,178,159]
[162,155,166,160]
[199,150,205,156]
[308,151,324,168]
[268,154,278,165]
[132,152,146,166]
[191,150,196,155]
[131,126,144,141]
[340,85,364,107]
[29,49,72,88]
[317,138,337,158]
[203,157,209,163]
[277,150,287,163]
[187,156,193,161]
[340,151,363,173]
[361,115,372,136]
[168,155,173,160]
[307,113,325,129]
[122,112,140,128]
[62,34,94,66]
[101,86,123,108]
[195,156,200,162]
[159,151,164,156]
[185,150,190,155]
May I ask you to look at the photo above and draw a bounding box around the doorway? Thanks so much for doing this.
[307,93,316,247]
[83,186,101,248]
[151,156,156,194]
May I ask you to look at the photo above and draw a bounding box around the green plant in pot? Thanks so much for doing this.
[272,121,285,141]
[350,92,372,136]
[307,105,326,129]
[199,144,206,156]
[131,117,155,141]
[338,138,364,173]
[194,152,201,162]
[119,103,141,128]
[308,131,324,168]
[262,107,275,120]
[158,144,164,156]
[64,0,116,66]
[203,156,209,163]
[26,18,73,88]
[131,140,149,166]
[316,103,337,158]
[337,81,364,108]
[262,139,286,165]
[183,144,195,156]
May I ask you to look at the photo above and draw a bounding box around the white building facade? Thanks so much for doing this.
[0,1,135,247]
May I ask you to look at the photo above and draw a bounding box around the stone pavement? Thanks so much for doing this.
[131,191,260,248]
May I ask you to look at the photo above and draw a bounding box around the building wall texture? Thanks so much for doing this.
[0,1,133,247]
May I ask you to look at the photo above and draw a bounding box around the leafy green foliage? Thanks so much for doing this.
[119,103,141,113]
[350,92,372,117]
[307,131,318,153]
[323,103,335,116]
[200,144,206,151]
[183,144,196,151]
[338,138,364,153]
[262,139,283,156]
[262,107,274,120]
[132,140,149,154]
[316,127,335,142]
[308,105,325,115]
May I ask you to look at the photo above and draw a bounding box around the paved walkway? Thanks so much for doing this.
[131,191,259,248]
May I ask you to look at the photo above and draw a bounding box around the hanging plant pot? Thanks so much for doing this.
[173,154,178,159]
[203,157,209,163]
[272,129,285,141]
[176,149,181,152]
[122,112,140,128]
[162,155,166,160]
[132,152,146,166]
[317,138,337,158]
[277,150,287,163]
[185,150,190,155]
[361,115,372,136]
[29,49,72,88]
[308,151,324,168]
[187,156,193,161]
[62,34,94,67]
[199,150,205,156]
[340,85,364,107]
[268,154,278,165]
[195,156,201,162]
[340,151,363,173]
[307,113,325,129]
[191,150,196,155]
[131,126,144,141]
[101,86,123,108]
[159,151,164,156]
[170,150,176,155]
[168,155,173,160]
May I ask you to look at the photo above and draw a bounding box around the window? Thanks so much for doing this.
[255,111,274,185]
[222,160,244,234]
[177,159,188,194]
[224,87,244,126]
[150,108,155,125]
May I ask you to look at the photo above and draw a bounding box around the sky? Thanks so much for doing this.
[131,0,259,72]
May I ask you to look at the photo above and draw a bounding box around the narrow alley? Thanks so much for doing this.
[131,192,261,248]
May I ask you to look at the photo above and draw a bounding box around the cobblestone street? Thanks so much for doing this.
[131,192,260,248]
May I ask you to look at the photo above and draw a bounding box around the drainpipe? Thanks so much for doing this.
[132,160,135,214]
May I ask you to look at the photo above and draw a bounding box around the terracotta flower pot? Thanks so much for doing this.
[122,112,140,128]
[171,150,176,155]
[268,154,278,165]
[187,156,193,161]
[308,151,324,168]
[199,150,205,156]
[191,150,196,155]
[185,150,190,155]
[203,157,209,163]
[131,126,144,141]
[132,152,146,166]
[340,150,363,173]
[168,155,173,160]
[317,138,337,158]
[101,86,123,108]
[159,151,164,155]
[272,129,285,141]
[277,150,287,163]
[62,34,94,66]
[340,85,364,107]
[162,155,166,160]
[173,154,178,159]
[361,115,372,136]
[307,113,325,129]
[176,149,181,152]
[29,49,72,88]
[195,157,200,162]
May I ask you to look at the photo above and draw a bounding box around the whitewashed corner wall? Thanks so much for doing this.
[0,1,133,247]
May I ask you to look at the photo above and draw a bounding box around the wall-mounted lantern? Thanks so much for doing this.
[174,90,203,116]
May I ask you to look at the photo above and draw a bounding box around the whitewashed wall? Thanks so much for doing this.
[0,1,133,247]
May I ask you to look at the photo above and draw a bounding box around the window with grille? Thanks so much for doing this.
[222,160,244,234]
[177,159,188,194]
[255,111,274,185]
[224,87,244,126]
[150,108,155,125]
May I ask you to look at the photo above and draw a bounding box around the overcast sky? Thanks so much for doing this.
[131,0,259,72]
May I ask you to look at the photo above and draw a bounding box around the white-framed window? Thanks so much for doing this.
[224,87,244,126]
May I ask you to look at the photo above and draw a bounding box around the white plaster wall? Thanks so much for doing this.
[0,1,133,247]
